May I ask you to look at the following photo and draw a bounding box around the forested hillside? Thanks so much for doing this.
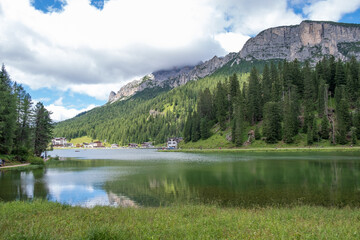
[53,61,255,145]
[55,56,360,147]
[185,56,360,147]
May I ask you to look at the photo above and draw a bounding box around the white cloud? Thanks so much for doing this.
[46,103,98,122]
[215,32,250,53]
[54,97,63,106]
[1,0,358,104]
[304,0,360,21]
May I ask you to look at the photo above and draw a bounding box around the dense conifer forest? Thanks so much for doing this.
[0,65,53,159]
[54,57,360,147]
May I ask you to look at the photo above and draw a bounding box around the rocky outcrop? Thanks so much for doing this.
[239,21,360,62]
[108,52,236,103]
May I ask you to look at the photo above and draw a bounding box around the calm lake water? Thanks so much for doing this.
[1,149,360,207]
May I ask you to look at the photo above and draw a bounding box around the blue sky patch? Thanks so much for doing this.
[31,0,67,13]
[31,0,107,13]
[23,85,105,110]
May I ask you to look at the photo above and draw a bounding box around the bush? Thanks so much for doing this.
[27,156,45,165]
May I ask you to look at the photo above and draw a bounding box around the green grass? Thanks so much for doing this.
[1,200,360,239]
[66,136,111,147]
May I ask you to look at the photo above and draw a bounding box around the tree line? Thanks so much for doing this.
[184,56,360,146]
[0,65,53,159]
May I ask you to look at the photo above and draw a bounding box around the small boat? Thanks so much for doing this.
[75,150,80,152]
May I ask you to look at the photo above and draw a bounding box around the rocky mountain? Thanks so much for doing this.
[108,53,237,103]
[109,20,360,103]
[239,20,360,62]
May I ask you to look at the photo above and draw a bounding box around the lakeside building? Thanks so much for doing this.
[52,137,67,147]
[83,141,104,148]
[128,143,138,148]
[141,142,154,148]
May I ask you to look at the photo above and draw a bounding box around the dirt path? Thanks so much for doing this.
[0,163,31,169]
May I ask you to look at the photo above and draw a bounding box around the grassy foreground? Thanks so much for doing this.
[1,201,360,239]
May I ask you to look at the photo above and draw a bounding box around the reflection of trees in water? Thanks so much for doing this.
[0,169,49,201]
[102,159,360,207]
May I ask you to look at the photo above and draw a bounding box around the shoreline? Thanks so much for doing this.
[164,146,360,153]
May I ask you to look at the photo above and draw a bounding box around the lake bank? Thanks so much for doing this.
[166,146,360,153]
[1,200,359,239]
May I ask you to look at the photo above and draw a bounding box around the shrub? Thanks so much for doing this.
[27,156,45,165]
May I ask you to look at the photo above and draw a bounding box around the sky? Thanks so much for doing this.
[0,0,360,122]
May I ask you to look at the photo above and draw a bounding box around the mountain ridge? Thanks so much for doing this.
[108,20,360,104]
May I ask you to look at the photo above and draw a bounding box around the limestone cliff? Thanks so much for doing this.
[239,21,360,62]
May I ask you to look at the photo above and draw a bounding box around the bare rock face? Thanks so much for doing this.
[239,21,360,62]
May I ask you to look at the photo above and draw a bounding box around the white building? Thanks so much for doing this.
[52,137,67,147]
[167,138,178,149]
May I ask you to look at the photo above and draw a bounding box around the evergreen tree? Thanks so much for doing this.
[262,64,272,104]
[335,59,346,86]
[247,67,262,124]
[0,65,17,154]
[200,117,211,140]
[228,74,240,120]
[317,78,326,116]
[270,62,281,102]
[263,102,282,143]
[254,126,261,140]
[233,94,246,146]
[214,82,228,131]
[320,114,330,140]
[351,127,357,144]
[282,88,299,143]
[191,112,200,142]
[33,102,53,157]
[336,99,350,145]
[183,113,192,143]
[197,88,213,120]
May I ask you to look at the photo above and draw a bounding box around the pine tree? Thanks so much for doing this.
[263,102,282,143]
[191,112,200,142]
[282,87,299,143]
[34,102,53,157]
[336,99,350,145]
[262,64,272,104]
[270,62,281,102]
[228,74,240,120]
[183,113,192,143]
[200,117,211,140]
[320,114,330,140]
[254,126,261,140]
[335,59,346,86]
[247,67,262,124]
[197,88,213,120]
[214,82,228,131]
[0,65,17,154]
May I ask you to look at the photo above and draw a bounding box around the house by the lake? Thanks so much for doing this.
[52,137,67,147]
[128,143,138,148]
[141,142,153,148]
[83,141,104,148]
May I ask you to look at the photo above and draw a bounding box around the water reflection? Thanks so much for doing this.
[1,149,360,207]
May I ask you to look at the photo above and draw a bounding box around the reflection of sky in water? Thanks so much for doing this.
[20,172,35,199]
[48,184,112,207]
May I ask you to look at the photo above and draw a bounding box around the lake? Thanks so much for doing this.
[1,149,360,207]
